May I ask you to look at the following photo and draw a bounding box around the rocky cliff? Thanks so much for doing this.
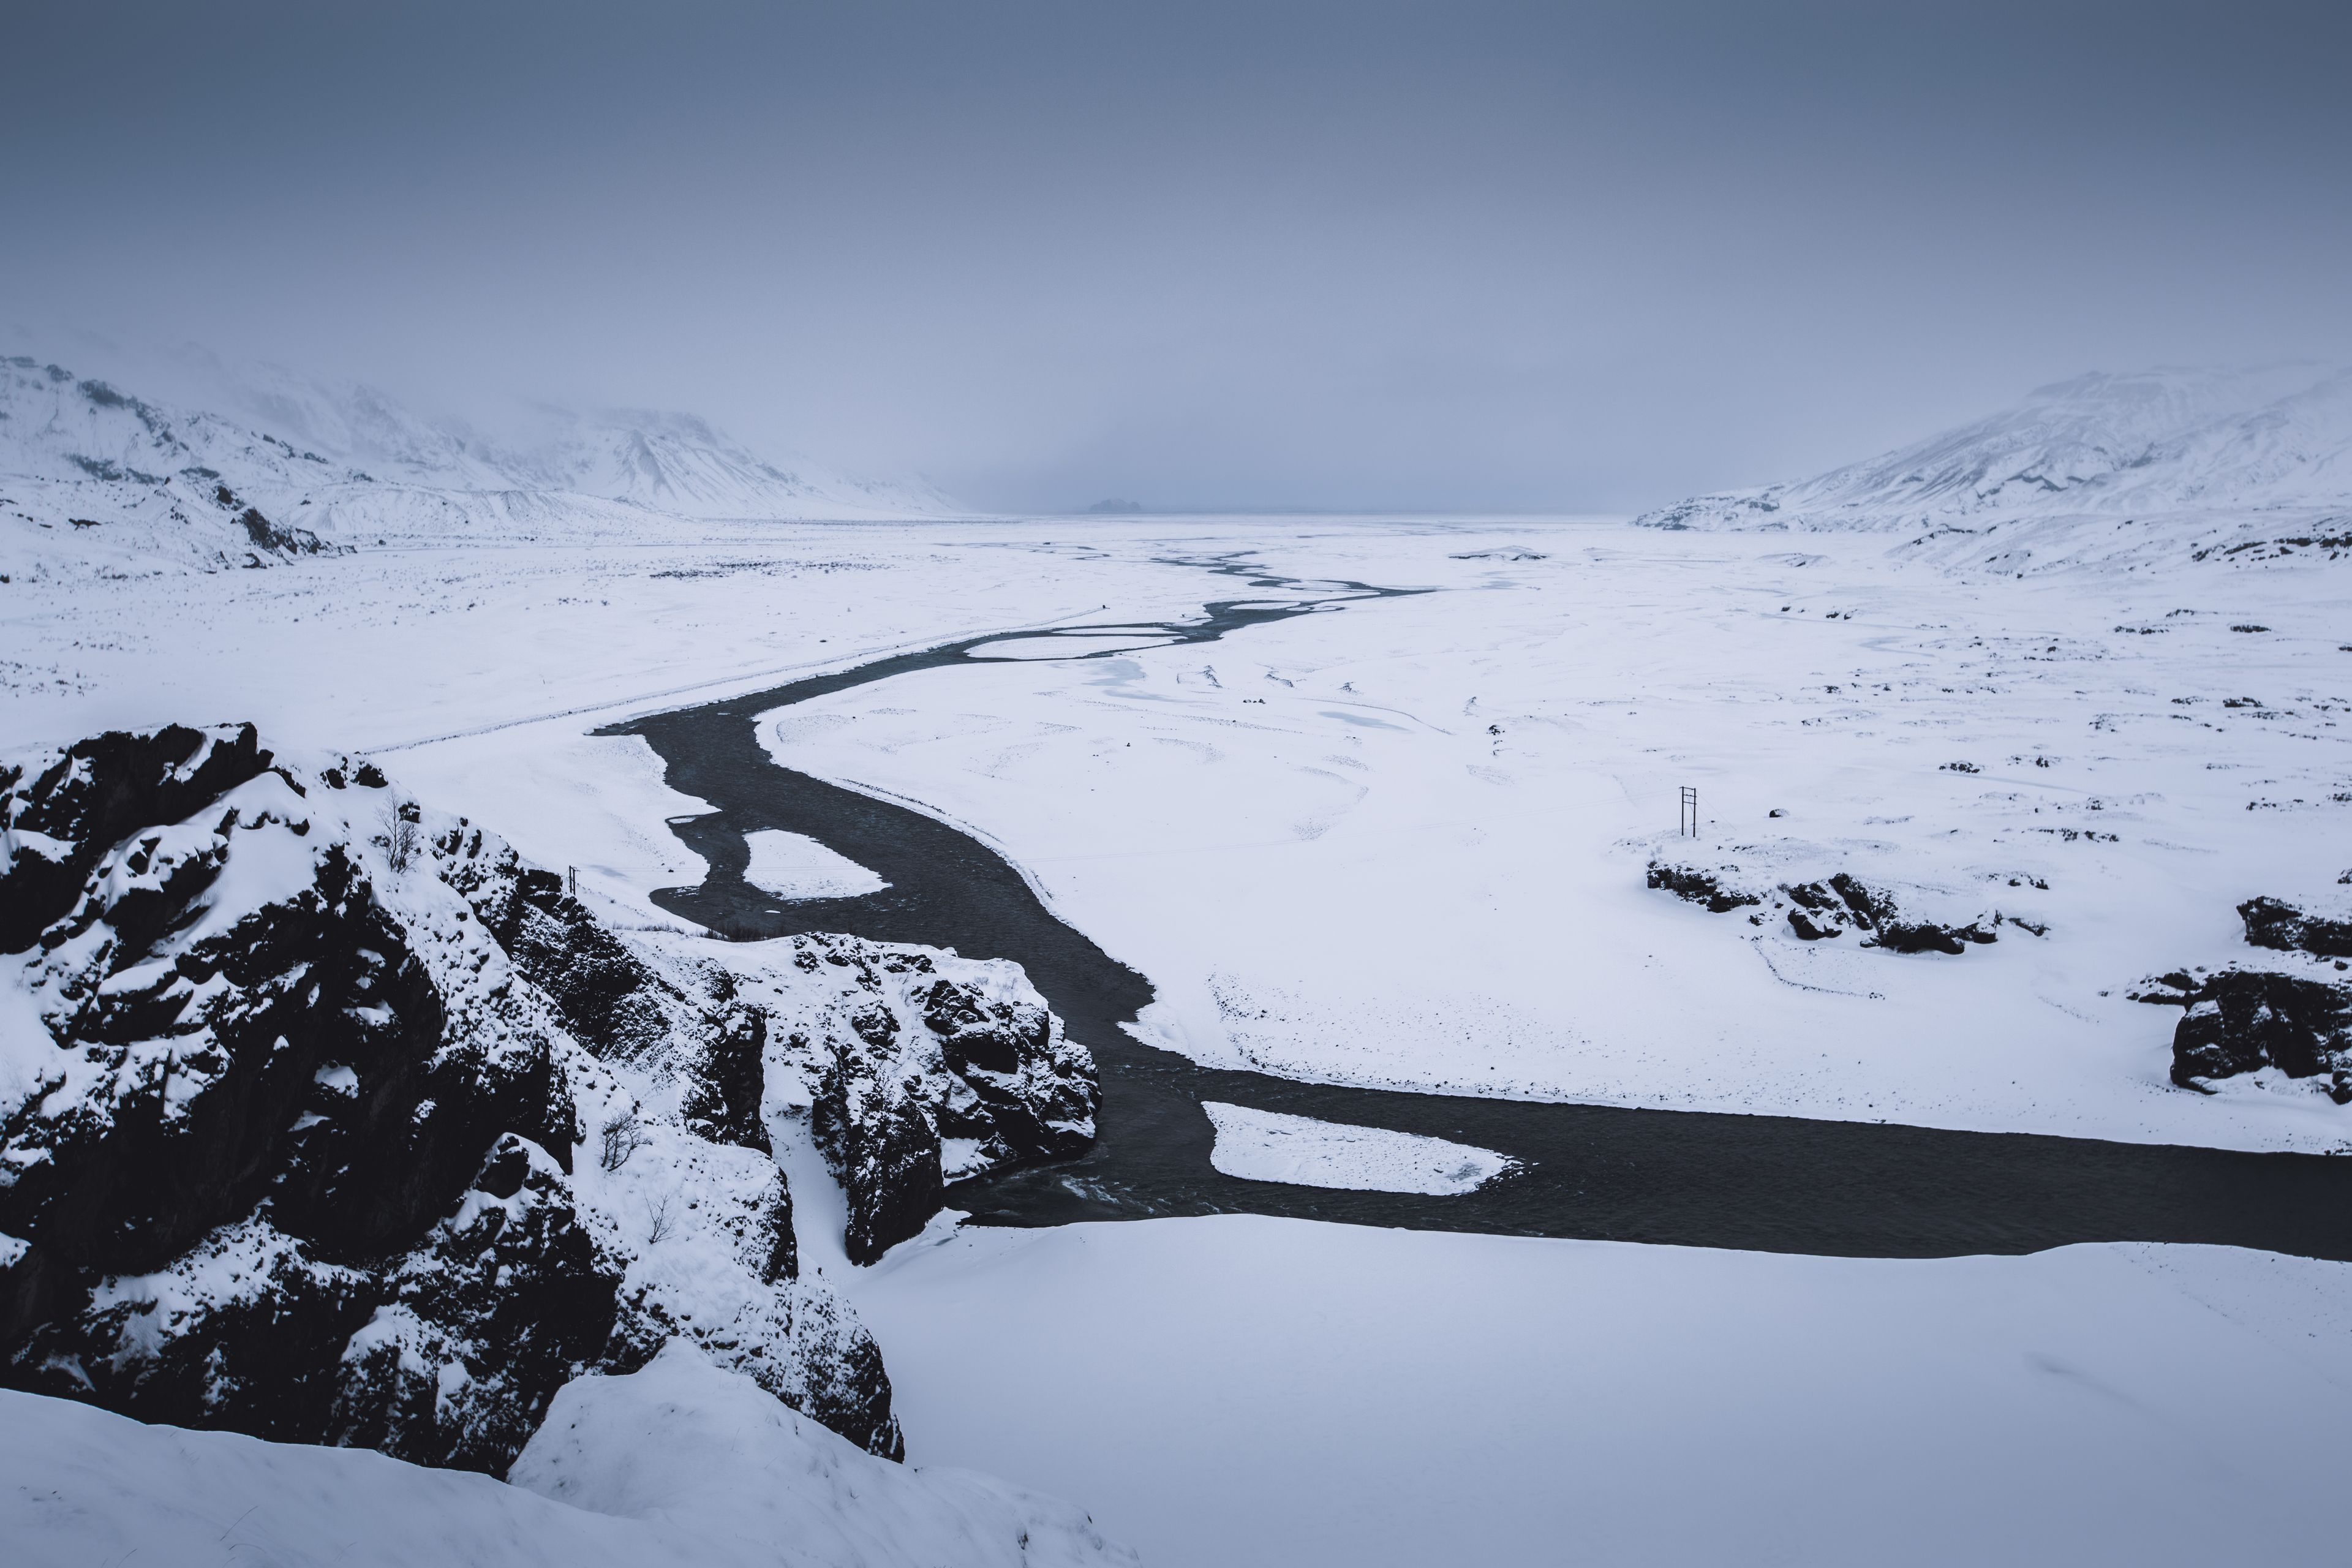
[0,723,1096,1472]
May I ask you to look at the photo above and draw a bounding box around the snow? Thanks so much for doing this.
[741,827,891,900]
[3,514,2346,1153]
[757,522,2352,1152]
[1637,362,2352,537]
[0,353,962,579]
[513,1341,1133,1566]
[0,1343,1135,1568]
[1200,1101,1514,1194]
[851,1215,2352,1568]
[6,386,2352,1564]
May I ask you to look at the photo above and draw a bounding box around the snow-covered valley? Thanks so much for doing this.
[6,363,2352,1566]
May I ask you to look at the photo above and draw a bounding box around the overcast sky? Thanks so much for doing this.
[5,2,2347,512]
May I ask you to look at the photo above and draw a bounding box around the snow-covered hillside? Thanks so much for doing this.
[0,355,959,578]
[1637,364,2352,566]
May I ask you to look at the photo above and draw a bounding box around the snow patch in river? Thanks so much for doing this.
[973,634,1180,660]
[1202,1101,1515,1194]
[741,829,889,900]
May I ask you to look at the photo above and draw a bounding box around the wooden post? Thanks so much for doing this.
[1679,786,1698,838]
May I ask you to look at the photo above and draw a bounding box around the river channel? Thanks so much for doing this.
[605,557,2352,1262]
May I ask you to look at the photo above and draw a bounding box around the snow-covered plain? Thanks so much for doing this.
[5,511,2346,1157]
[760,521,2352,1152]
[852,1216,2352,1568]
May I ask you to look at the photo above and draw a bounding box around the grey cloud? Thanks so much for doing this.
[5,1,2346,512]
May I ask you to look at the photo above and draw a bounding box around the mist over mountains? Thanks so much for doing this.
[0,350,957,575]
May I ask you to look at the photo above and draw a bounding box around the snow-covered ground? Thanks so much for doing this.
[759,521,2352,1151]
[4,513,2345,1153]
[4,383,2348,1564]
[1,1342,1135,1568]
[851,1215,2352,1568]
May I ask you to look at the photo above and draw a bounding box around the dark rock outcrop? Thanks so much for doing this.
[1649,856,2005,952]
[2163,969,2352,1102]
[0,725,902,1476]
[2145,894,2352,1100]
[1787,873,1999,954]
[2239,896,2352,960]
[657,932,1099,1267]
[1646,861,1760,913]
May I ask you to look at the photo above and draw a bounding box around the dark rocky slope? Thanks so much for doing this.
[0,723,1095,1473]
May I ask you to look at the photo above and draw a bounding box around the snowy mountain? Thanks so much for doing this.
[1637,364,2352,538]
[0,355,960,576]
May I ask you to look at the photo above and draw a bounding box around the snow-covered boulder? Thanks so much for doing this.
[1646,851,2017,955]
[2148,895,2352,1102]
[0,723,900,1471]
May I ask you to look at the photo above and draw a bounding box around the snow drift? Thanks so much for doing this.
[0,1343,1136,1568]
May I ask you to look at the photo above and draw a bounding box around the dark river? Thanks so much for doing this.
[605,557,2352,1262]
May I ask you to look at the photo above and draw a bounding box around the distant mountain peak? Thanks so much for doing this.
[1637,363,2352,537]
[0,354,962,575]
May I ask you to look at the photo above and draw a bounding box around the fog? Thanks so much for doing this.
[5,1,2346,512]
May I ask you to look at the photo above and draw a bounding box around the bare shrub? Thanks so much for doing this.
[599,1109,650,1172]
[382,804,421,873]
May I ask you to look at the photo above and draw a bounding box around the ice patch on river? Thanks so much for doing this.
[1202,1102,1516,1194]
[741,829,890,900]
[973,634,1180,660]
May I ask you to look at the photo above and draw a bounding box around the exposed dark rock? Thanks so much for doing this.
[2239,896,2352,960]
[1646,861,1761,913]
[328,1138,620,1471]
[2169,968,2352,1101]
[1786,905,1844,942]
[1815,873,1999,954]
[1652,854,2005,954]
[675,932,1099,1266]
[816,997,948,1268]
[1,725,905,1477]
[0,721,271,953]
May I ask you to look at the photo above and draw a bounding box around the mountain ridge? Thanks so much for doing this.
[0,355,962,575]
[1637,363,2352,538]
